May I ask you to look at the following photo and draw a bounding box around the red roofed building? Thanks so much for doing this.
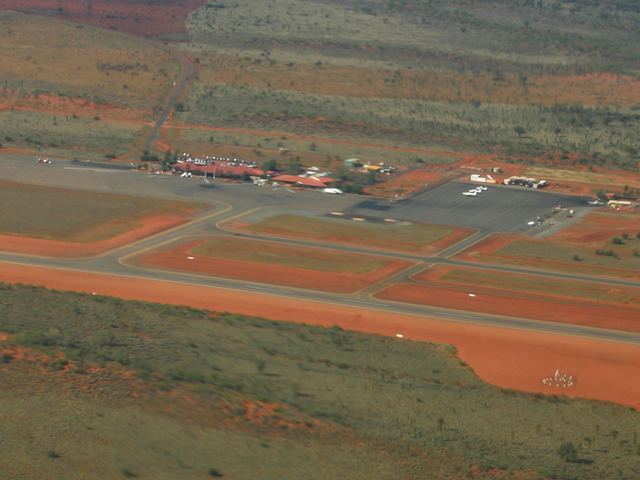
[174,162,264,178]
[272,175,335,188]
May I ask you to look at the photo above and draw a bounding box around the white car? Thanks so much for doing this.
[323,188,343,195]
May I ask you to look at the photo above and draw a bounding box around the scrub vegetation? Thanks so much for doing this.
[1,284,639,479]
[170,0,640,170]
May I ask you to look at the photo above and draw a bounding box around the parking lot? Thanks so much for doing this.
[346,181,589,232]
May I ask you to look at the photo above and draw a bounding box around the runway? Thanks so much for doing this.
[1,153,639,348]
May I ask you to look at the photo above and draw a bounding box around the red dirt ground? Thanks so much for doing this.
[414,265,640,307]
[453,155,640,196]
[425,226,477,256]
[0,92,149,123]
[376,283,640,334]
[551,212,640,244]
[456,215,640,280]
[0,263,638,409]
[0,213,195,258]
[134,239,412,293]
[364,168,461,198]
[456,234,536,262]
[1,0,207,37]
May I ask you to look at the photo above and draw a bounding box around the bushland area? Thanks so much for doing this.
[172,0,640,170]
[1,1,639,170]
[1,283,638,479]
[0,11,178,159]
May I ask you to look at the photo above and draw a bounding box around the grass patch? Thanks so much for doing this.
[173,125,454,167]
[192,237,388,274]
[439,268,640,304]
[492,239,640,278]
[0,110,141,160]
[0,283,639,478]
[186,0,640,73]
[0,180,198,242]
[526,167,640,188]
[243,214,459,252]
[0,11,178,110]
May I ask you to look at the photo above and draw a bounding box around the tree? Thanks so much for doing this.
[514,126,526,138]
[342,183,363,194]
[140,150,159,162]
[163,150,177,165]
[595,189,608,201]
[558,442,578,463]
[335,165,354,181]
[287,157,303,174]
[262,159,278,171]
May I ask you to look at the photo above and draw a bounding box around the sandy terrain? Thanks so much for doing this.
[456,232,640,281]
[0,92,149,123]
[552,212,640,244]
[414,265,640,306]
[376,283,640,333]
[0,263,638,409]
[134,239,412,293]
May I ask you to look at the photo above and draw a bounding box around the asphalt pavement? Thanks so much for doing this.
[1,152,638,346]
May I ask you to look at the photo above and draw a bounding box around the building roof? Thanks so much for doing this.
[174,162,264,177]
[272,175,335,188]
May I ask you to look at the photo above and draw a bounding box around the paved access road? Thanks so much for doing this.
[1,153,639,347]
